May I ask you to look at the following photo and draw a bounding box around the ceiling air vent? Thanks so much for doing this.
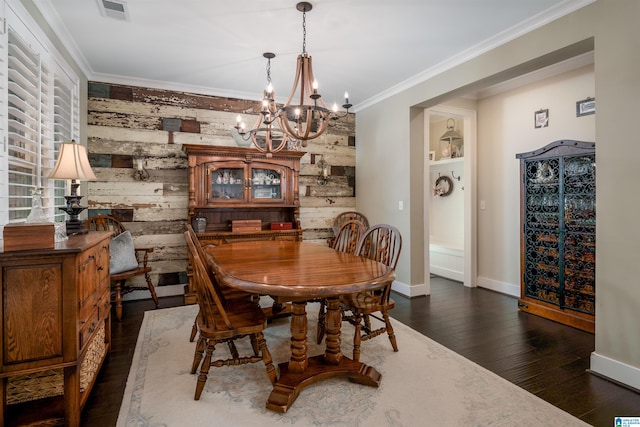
[97,0,130,21]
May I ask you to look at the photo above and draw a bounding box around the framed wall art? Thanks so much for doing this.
[534,109,549,128]
[576,97,595,117]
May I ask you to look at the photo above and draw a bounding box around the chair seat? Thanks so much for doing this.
[87,215,159,321]
[197,300,267,340]
[341,293,395,313]
[111,266,152,281]
[338,224,402,362]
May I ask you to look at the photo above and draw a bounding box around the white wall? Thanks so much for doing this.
[476,64,595,293]
[429,160,464,248]
[356,98,415,294]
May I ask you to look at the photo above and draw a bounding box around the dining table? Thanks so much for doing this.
[203,240,396,413]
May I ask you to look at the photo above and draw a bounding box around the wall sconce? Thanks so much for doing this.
[133,148,150,181]
[317,155,330,185]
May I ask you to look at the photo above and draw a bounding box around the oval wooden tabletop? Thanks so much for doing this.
[204,240,395,299]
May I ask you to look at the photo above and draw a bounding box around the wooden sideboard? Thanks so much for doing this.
[183,144,305,304]
[0,231,112,426]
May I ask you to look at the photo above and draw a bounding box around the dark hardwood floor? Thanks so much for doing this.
[81,276,640,427]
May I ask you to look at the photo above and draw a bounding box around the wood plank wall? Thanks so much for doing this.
[86,82,356,294]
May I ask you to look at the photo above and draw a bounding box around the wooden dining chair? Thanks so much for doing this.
[86,214,159,321]
[328,211,369,247]
[184,230,277,400]
[316,219,368,344]
[186,224,254,342]
[340,224,402,362]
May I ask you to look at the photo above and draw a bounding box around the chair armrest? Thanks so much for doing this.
[134,247,153,267]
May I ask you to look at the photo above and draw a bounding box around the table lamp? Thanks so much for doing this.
[48,140,97,235]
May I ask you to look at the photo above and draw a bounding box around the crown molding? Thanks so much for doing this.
[91,72,264,102]
[355,0,596,112]
[32,0,94,79]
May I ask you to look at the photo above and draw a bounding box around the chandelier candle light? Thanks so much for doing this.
[234,1,352,155]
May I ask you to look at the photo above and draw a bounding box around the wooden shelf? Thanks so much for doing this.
[430,157,464,166]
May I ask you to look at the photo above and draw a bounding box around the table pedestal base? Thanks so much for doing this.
[265,355,381,413]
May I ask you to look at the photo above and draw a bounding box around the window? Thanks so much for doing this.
[0,1,80,228]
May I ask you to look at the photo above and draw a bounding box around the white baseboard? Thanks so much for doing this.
[477,276,519,297]
[392,280,427,297]
[590,351,640,391]
[430,266,464,283]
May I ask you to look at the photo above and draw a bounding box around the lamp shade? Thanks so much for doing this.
[48,142,97,180]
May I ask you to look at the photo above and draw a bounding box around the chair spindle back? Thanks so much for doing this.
[356,224,402,270]
[332,219,367,255]
[184,230,232,330]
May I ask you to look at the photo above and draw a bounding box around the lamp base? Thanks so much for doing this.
[64,218,89,235]
[59,194,89,235]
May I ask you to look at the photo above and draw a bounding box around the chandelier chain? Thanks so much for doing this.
[302,8,307,55]
[266,57,271,85]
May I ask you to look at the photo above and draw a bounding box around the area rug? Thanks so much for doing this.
[117,304,589,427]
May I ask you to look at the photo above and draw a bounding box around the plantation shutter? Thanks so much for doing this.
[52,69,80,221]
[6,27,52,222]
[0,2,80,230]
[0,1,8,225]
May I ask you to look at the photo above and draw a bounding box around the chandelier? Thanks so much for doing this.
[234,1,351,155]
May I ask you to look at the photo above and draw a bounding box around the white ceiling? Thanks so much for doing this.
[33,0,592,110]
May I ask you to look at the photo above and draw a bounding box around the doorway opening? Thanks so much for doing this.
[424,105,477,292]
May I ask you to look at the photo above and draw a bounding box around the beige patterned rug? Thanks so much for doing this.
[117,304,589,427]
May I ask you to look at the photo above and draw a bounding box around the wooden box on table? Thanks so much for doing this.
[2,223,54,251]
[232,219,262,233]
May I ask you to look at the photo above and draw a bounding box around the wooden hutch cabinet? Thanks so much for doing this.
[183,144,305,302]
[183,144,305,242]
[516,140,595,332]
[0,231,112,426]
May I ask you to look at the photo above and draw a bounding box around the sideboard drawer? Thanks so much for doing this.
[98,289,111,321]
[79,305,100,351]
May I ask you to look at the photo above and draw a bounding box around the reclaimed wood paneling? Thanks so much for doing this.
[86,81,356,299]
[299,196,356,208]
